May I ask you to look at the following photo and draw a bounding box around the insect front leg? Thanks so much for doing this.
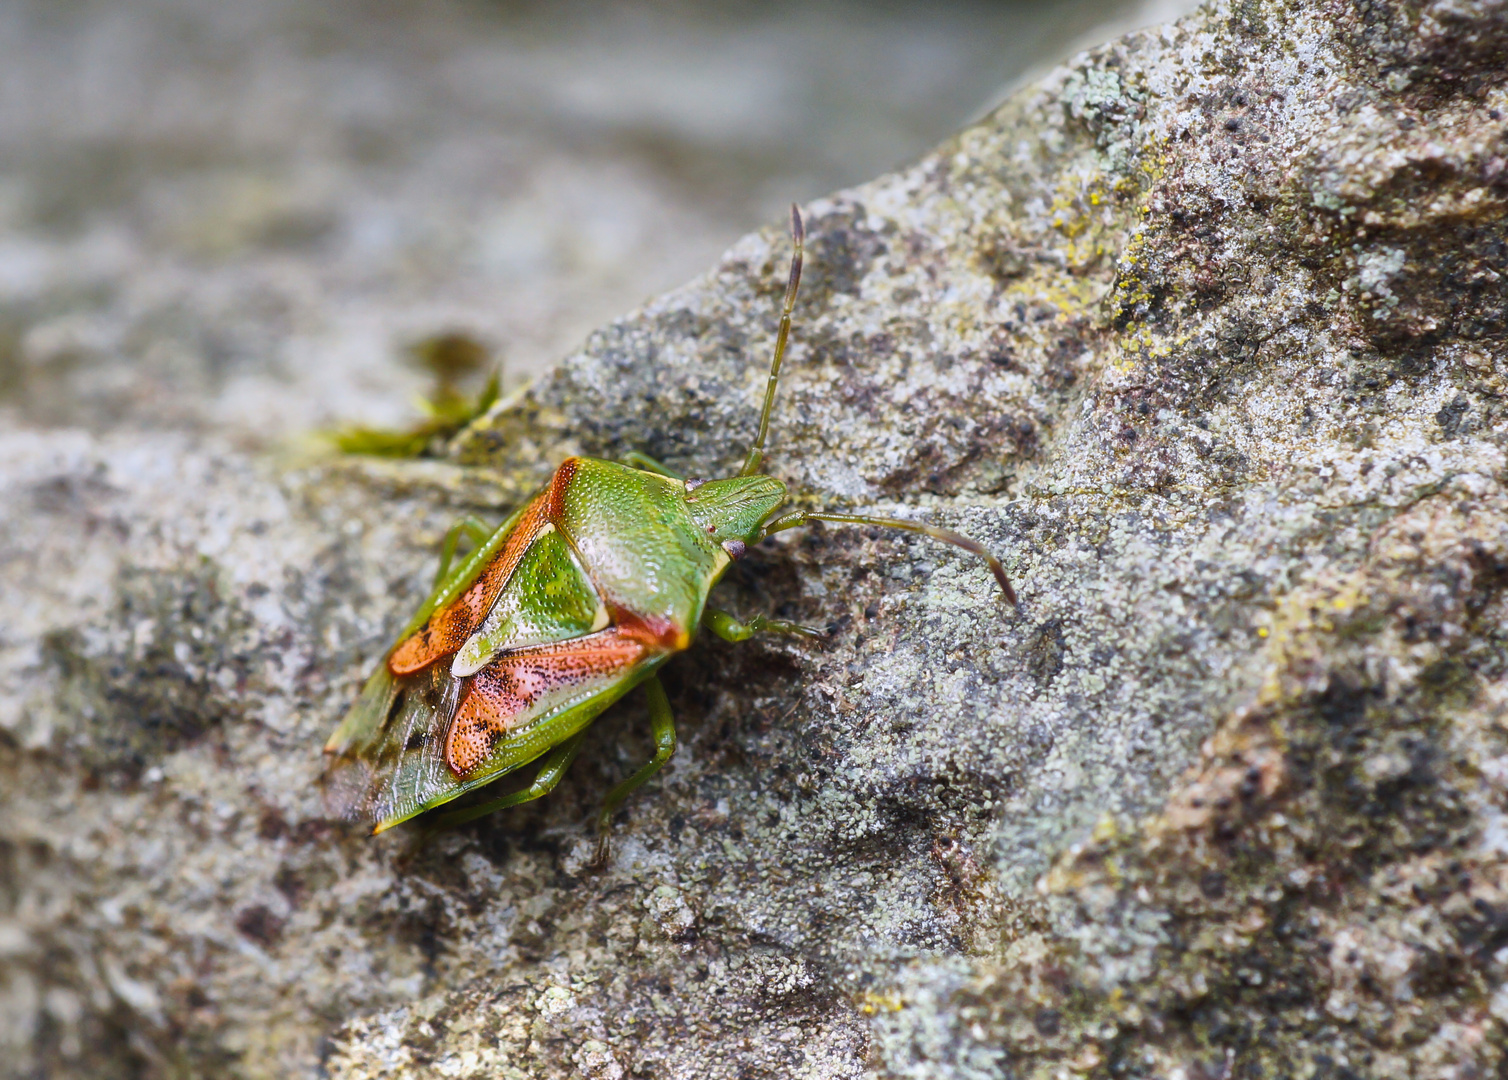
[620,450,685,480]
[597,675,677,832]
[423,730,588,833]
[431,514,495,590]
[704,606,825,642]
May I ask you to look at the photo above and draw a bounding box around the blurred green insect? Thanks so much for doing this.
[322,206,1017,835]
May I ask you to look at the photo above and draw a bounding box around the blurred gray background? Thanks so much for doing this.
[0,0,1191,446]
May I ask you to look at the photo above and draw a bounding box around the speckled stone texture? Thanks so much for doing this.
[3,0,1507,1076]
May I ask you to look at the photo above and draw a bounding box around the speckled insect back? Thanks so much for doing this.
[322,206,1018,836]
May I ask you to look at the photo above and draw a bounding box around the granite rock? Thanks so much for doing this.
[3,0,1508,1077]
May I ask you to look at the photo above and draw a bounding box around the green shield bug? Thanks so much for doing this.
[322,206,1017,835]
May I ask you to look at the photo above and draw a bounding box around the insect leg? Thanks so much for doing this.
[762,511,1018,607]
[422,730,588,832]
[704,606,825,642]
[621,450,685,480]
[432,514,495,589]
[596,675,677,831]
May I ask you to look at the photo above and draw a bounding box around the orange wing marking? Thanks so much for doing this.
[389,460,584,676]
[445,628,646,775]
[389,494,550,674]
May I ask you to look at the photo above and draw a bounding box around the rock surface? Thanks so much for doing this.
[0,0,1148,447]
[4,0,1508,1077]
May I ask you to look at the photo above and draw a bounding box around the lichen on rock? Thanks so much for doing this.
[3,0,1507,1077]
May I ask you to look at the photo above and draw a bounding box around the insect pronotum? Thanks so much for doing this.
[322,206,1017,835]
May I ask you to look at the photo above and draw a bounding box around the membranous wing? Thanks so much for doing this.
[321,629,654,831]
[322,501,645,832]
[320,660,464,830]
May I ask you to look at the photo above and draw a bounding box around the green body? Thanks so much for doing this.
[322,458,786,832]
[322,205,1012,836]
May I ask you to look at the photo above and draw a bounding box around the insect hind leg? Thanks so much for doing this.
[597,675,677,833]
[422,731,588,834]
[431,514,495,590]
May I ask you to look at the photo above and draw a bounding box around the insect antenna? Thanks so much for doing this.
[738,204,805,477]
[762,510,1018,608]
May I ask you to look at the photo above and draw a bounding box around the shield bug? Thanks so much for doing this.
[322,206,1017,835]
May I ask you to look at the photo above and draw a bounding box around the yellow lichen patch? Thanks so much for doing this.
[1252,569,1373,706]
[856,991,905,1015]
[1105,323,1186,376]
[1091,812,1119,843]
[1041,161,1158,277]
[1049,192,1090,240]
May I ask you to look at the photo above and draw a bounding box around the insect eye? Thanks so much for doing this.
[722,539,747,560]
